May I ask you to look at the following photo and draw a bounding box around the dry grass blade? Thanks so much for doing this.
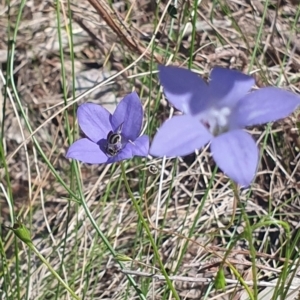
[1,0,300,299]
[87,0,164,63]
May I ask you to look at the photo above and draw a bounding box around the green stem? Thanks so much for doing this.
[232,184,257,299]
[121,162,180,300]
[74,164,146,300]
[5,0,79,202]
[27,242,80,300]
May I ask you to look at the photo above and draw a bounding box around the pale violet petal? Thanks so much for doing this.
[77,103,112,143]
[150,115,212,157]
[211,130,259,187]
[66,138,108,164]
[128,135,149,157]
[209,67,255,107]
[159,65,210,115]
[111,92,143,140]
[231,87,300,128]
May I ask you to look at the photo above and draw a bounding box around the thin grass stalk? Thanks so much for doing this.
[54,2,75,299]
[73,163,147,300]
[173,166,218,274]
[249,0,270,70]
[121,161,180,300]
[28,242,80,300]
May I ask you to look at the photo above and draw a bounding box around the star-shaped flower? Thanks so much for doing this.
[66,92,149,164]
[150,66,300,186]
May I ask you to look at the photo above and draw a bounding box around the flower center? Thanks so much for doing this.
[200,106,231,136]
[105,131,123,156]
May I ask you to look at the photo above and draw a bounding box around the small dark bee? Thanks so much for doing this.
[105,124,123,156]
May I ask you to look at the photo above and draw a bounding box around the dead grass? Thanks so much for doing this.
[0,0,300,299]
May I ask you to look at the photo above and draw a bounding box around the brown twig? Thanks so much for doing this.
[86,0,164,63]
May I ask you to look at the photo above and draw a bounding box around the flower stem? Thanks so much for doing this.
[27,242,80,300]
[232,184,256,300]
[74,166,146,300]
[121,162,180,300]
[9,221,80,300]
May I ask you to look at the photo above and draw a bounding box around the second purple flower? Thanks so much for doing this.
[150,65,300,187]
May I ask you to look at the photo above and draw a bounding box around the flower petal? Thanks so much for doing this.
[127,134,149,157]
[150,115,212,157]
[209,67,255,107]
[111,92,143,140]
[66,138,108,164]
[210,130,258,187]
[231,87,300,128]
[159,65,210,115]
[77,103,112,143]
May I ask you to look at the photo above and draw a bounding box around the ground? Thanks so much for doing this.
[0,0,300,299]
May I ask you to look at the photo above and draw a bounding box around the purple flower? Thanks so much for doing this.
[150,66,300,186]
[66,92,149,164]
